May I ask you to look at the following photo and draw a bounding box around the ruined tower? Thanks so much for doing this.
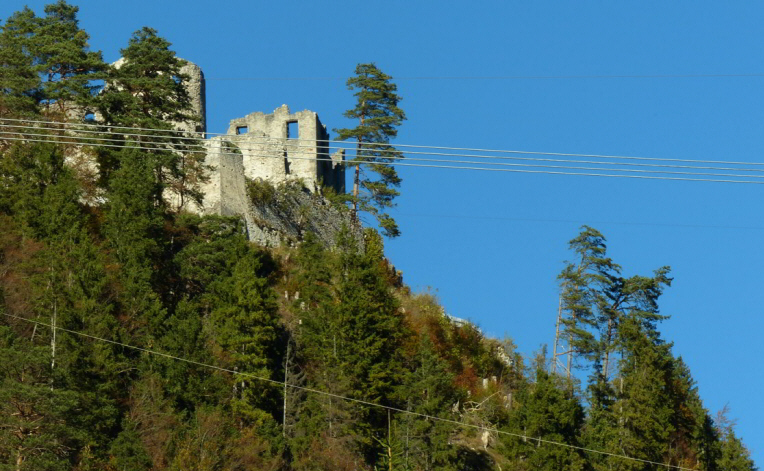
[223,105,345,194]
[111,57,207,134]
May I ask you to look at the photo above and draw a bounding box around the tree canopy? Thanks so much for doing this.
[335,63,406,238]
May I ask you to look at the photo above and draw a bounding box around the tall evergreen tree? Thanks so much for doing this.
[502,357,586,471]
[391,336,462,471]
[211,248,281,427]
[102,148,166,336]
[335,63,406,238]
[0,7,41,120]
[33,1,105,119]
[0,2,104,122]
[558,226,619,376]
[601,316,674,471]
[97,26,202,208]
[0,327,84,471]
[717,429,757,471]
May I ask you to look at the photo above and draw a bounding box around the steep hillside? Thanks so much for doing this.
[0,2,757,470]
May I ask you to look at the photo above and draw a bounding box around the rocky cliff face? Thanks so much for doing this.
[190,139,359,249]
[243,179,362,248]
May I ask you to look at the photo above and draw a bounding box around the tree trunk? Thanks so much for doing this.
[603,318,613,380]
[352,163,360,221]
[352,113,365,223]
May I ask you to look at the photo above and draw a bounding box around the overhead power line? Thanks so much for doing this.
[5,127,764,181]
[203,73,764,81]
[3,121,764,175]
[4,133,764,186]
[3,117,764,169]
[0,311,697,471]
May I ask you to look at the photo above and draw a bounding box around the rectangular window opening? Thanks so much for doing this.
[236,126,248,135]
[287,121,298,140]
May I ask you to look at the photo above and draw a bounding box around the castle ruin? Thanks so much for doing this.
[224,106,345,194]
[174,59,348,245]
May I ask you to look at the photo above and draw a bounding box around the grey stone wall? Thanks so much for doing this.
[194,136,357,248]
[179,61,206,135]
[92,59,351,247]
[225,105,344,194]
[111,57,206,135]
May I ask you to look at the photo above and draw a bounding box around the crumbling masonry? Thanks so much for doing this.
[176,59,347,245]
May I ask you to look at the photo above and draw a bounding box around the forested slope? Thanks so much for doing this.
[0,2,757,470]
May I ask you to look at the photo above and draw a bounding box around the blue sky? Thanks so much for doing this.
[3,0,763,463]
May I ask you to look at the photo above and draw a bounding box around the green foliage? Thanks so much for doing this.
[33,1,105,117]
[392,336,463,471]
[335,63,406,238]
[717,429,757,471]
[211,248,282,426]
[0,8,41,118]
[97,27,203,209]
[103,148,166,333]
[247,176,279,206]
[501,359,586,471]
[0,326,86,470]
[98,27,193,130]
[0,6,758,470]
[0,1,104,120]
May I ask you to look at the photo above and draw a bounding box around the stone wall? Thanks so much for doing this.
[225,105,344,194]
[101,59,350,247]
[179,61,206,135]
[111,57,206,134]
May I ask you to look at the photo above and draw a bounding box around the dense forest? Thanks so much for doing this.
[0,2,757,470]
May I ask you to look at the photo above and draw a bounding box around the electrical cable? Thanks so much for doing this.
[4,133,764,185]
[5,128,764,181]
[203,73,764,81]
[0,311,696,471]
[393,213,764,231]
[3,117,764,168]
[3,122,764,175]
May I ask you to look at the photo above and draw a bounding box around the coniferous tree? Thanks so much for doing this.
[392,336,463,471]
[0,7,41,120]
[290,233,360,465]
[97,26,202,208]
[103,148,166,336]
[666,357,720,470]
[558,226,619,376]
[0,2,104,123]
[335,63,406,238]
[717,429,757,471]
[0,327,84,470]
[0,141,126,466]
[502,357,586,471]
[211,248,282,427]
[33,1,105,119]
[602,316,674,471]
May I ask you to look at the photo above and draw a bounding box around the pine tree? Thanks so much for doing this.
[0,326,85,470]
[393,336,462,471]
[717,429,756,471]
[502,357,585,471]
[665,357,720,470]
[33,1,105,119]
[558,226,619,376]
[604,316,674,471]
[97,26,202,208]
[102,148,166,335]
[714,407,757,471]
[211,248,281,427]
[335,63,406,238]
[0,7,41,120]
[559,227,672,382]
[0,2,105,123]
